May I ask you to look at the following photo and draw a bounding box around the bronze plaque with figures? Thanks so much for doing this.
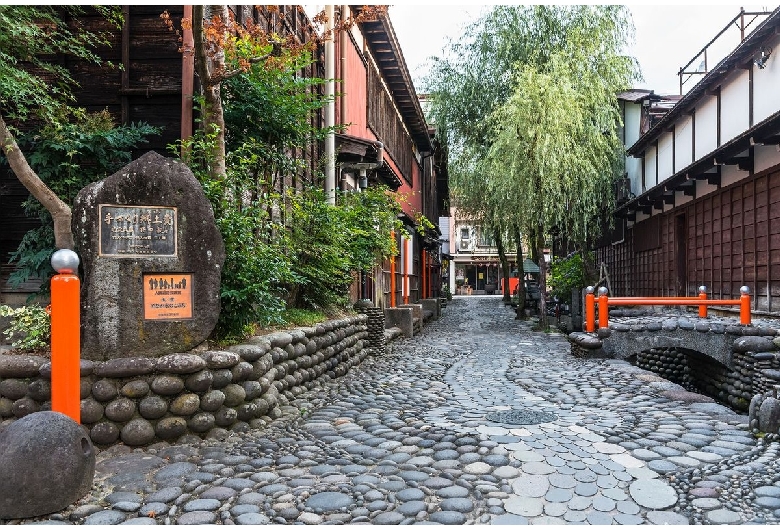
[143,273,193,320]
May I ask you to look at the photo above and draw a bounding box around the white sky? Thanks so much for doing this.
[389,4,775,96]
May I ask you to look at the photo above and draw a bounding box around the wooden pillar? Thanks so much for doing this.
[181,5,195,143]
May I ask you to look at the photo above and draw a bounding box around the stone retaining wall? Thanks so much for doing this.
[0,315,373,447]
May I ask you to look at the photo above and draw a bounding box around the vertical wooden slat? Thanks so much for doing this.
[121,6,130,125]
[754,177,758,310]
[768,173,773,312]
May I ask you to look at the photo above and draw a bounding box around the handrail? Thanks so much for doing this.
[584,285,751,332]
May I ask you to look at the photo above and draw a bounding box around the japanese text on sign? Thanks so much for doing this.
[99,205,177,257]
[143,273,193,320]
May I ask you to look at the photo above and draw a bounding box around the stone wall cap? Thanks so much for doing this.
[202,350,241,369]
[94,358,156,377]
[155,354,207,374]
[0,356,48,378]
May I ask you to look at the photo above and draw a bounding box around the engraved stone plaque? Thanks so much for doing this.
[99,204,177,258]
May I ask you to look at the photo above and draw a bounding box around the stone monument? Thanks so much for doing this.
[73,151,225,360]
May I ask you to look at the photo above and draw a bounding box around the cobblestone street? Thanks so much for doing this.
[24,296,780,525]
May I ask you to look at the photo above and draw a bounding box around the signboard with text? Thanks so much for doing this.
[99,204,177,257]
[143,273,193,320]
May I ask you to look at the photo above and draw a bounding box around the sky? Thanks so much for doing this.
[389,4,774,96]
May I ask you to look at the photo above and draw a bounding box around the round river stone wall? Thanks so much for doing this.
[0,315,372,447]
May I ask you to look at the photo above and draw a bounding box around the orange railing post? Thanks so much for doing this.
[740,286,751,325]
[50,249,81,423]
[390,231,396,307]
[403,237,409,305]
[698,285,708,318]
[585,286,595,332]
[597,286,609,329]
[422,250,427,299]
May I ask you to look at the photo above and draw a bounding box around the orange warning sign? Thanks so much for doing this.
[143,273,193,320]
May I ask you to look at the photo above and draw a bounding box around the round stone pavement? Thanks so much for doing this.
[3,296,773,525]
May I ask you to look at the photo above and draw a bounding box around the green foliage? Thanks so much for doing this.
[280,308,327,328]
[2,111,160,294]
[171,43,402,341]
[0,6,121,123]
[176,125,293,341]
[286,186,400,310]
[549,253,589,304]
[424,5,640,250]
[0,304,50,351]
[441,285,453,301]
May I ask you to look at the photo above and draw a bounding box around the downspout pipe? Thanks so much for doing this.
[325,5,336,205]
[340,5,347,127]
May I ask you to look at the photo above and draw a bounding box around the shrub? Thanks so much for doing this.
[548,252,590,304]
[0,304,50,351]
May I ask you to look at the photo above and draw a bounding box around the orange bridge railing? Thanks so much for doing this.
[584,285,751,333]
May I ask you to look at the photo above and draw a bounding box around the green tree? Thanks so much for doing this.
[425,5,639,327]
[3,111,159,293]
[0,6,121,249]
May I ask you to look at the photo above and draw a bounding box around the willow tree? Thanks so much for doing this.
[483,6,638,327]
[425,5,638,326]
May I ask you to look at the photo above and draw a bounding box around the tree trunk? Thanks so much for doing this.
[0,115,74,250]
[193,5,227,180]
[495,227,510,302]
[536,226,548,330]
[514,226,526,319]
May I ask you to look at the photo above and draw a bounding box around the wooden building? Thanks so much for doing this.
[335,6,446,308]
[1,5,447,309]
[596,7,780,314]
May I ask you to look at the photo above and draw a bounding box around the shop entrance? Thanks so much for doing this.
[463,263,501,292]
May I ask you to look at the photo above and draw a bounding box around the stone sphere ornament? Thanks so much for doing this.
[51,249,80,274]
[0,411,95,519]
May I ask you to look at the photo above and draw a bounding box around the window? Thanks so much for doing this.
[460,227,470,240]
[478,231,495,247]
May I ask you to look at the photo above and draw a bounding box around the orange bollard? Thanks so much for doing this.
[50,249,81,423]
[597,287,609,329]
[740,286,751,326]
[698,285,708,318]
[585,286,595,332]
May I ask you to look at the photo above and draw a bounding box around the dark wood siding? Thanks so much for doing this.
[367,61,414,185]
[596,166,780,312]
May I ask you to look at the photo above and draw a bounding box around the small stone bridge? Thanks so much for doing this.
[569,311,780,415]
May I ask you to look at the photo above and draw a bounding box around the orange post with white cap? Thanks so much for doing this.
[50,249,81,423]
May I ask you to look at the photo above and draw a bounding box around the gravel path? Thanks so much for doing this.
[14,295,780,524]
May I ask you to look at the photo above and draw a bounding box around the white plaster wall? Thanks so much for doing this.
[720,70,749,144]
[696,179,719,199]
[627,156,643,196]
[720,163,746,188]
[695,96,718,158]
[676,192,693,207]
[675,115,693,171]
[644,145,658,190]
[754,33,780,124]
[755,144,780,174]
[625,103,642,148]
[658,133,674,182]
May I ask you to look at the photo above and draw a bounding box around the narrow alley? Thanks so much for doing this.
[35,297,780,525]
